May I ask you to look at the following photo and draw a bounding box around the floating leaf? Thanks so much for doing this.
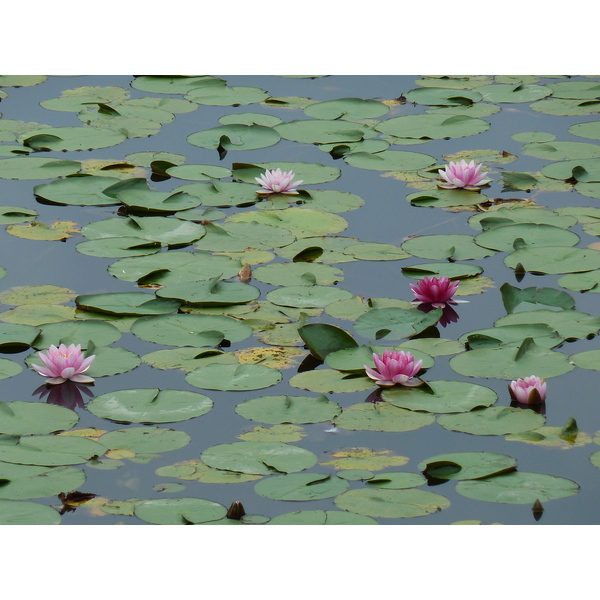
[0,499,61,525]
[98,426,191,453]
[201,441,317,475]
[354,307,443,340]
[0,401,78,435]
[455,472,579,504]
[7,221,79,241]
[88,389,212,424]
[504,246,600,274]
[0,157,80,180]
[334,488,450,519]
[267,510,377,525]
[185,363,282,391]
[235,395,341,424]
[335,403,435,432]
[438,406,545,436]
[382,380,497,413]
[418,452,517,480]
[402,234,495,260]
[134,498,227,525]
[0,435,106,466]
[75,292,180,316]
[254,473,349,501]
[0,463,85,500]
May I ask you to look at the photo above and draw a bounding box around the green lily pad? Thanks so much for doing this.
[134,497,227,524]
[131,75,225,95]
[108,251,241,285]
[82,215,206,246]
[325,344,433,372]
[185,363,282,391]
[75,292,179,316]
[116,189,201,214]
[455,472,579,504]
[98,426,191,453]
[494,309,600,341]
[235,395,341,424]
[353,306,443,341]
[475,83,552,103]
[31,319,121,349]
[76,237,162,258]
[366,472,427,489]
[131,313,252,346]
[406,189,489,209]
[253,263,345,287]
[0,499,61,524]
[334,488,450,518]
[303,97,389,120]
[468,206,578,231]
[0,401,78,435]
[267,510,378,525]
[449,337,574,379]
[165,163,232,181]
[0,157,81,180]
[522,141,600,161]
[0,206,37,225]
[289,369,373,393]
[569,349,600,371]
[344,150,436,172]
[88,389,212,424]
[266,285,353,309]
[187,124,280,152]
[402,234,495,260]
[19,126,127,152]
[500,283,576,313]
[0,435,106,466]
[201,441,317,475]
[418,452,517,480]
[474,223,579,252]
[382,380,497,413]
[275,119,377,144]
[254,473,349,501]
[402,262,482,279]
[459,323,563,350]
[84,346,141,377]
[0,463,85,500]
[375,113,490,140]
[194,221,295,252]
[232,161,340,185]
[156,278,260,306]
[505,246,600,274]
[172,181,259,207]
[0,323,41,352]
[404,87,483,106]
[185,85,268,106]
[335,402,435,432]
[438,406,546,436]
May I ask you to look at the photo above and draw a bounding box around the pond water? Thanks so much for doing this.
[1,74,600,526]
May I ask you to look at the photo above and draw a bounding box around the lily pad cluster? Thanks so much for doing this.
[0,74,598,524]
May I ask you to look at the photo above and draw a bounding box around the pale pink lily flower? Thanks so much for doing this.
[508,376,547,404]
[255,168,303,195]
[410,276,460,307]
[32,343,96,385]
[438,160,491,190]
[364,349,423,388]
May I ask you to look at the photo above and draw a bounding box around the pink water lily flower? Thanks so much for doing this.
[410,275,460,307]
[364,349,423,388]
[32,343,96,386]
[255,168,303,195]
[508,375,547,404]
[438,160,491,190]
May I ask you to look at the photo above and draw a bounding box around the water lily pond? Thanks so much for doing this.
[1,74,600,525]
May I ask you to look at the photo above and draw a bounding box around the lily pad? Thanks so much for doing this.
[134,497,227,525]
[382,380,497,413]
[156,278,260,306]
[475,223,579,252]
[334,488,450,519]
[254,473,349,501]
[235,395,341,424]
[98,426,191,453]
[505,246,600,274]
[0,157,81,180]
[88,389,212,424]
[455,472,579,504]
[0,401,78,435]
[185,363,282,391]
[375,113,490,140]
[0,499,61,525]
[0,463,85,500]
[187,124,280,152]
[75,292,179,316]
[438,406,546,436]
[335,402,435,432]
[402,234,495,260]
[267,510,377,525]
[0,435,106,466]
[354,307,443,340]
[201,441,317,475]
[418,452,517,480]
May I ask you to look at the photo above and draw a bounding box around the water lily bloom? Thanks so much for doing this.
[438,160,491,190]
[255,168,303,195]
[32,343,96,385]
[364,349,423,387]
[410,275,460,307]
[508,375,547,404]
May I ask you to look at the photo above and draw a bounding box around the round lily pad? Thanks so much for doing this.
[303,97,389,120]
[334,488,450,518]
[201,441,317,475]
[402,234,495,261]
[275,119,377,144]
[267,510,378,525]
[131,313,252,346]
[455,471,579,504]
[254,473,349,501]
[75,292,180,316]
[335,403,435,432]
[0,463,85,500]
[87,389,213,423]
[235,395,341,424]
[0,157,81,180]
[344,150,436,172]
[289,369,373,393]
[185,363,282,391]
[98,426,191,453]
[438,406,545,436]
[353,306,443,340]
[0,499,61,524]
[474,223,579,252]
[0,401,78,435]
[134,498,227,524]
[187,124,280,151]
[266,285,353,309]
[253,263,345,287]
[365,472,427,489]
[156,279,260,306]
[0,435,107,466]
[31,319,122,349]
[382,380,497,413]
[418,452,517,480]
[375,113,490,140]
